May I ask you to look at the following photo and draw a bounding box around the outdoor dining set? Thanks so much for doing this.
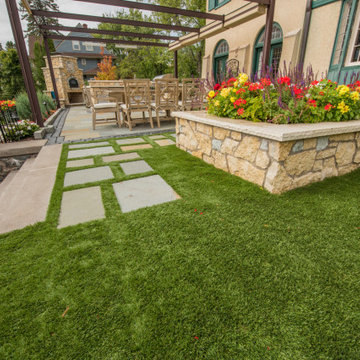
[83,78,207,131]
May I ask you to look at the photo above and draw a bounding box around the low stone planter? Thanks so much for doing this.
[172,111,360,194]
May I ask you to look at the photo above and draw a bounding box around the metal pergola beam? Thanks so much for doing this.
[244,0,270,5]
[32,10,200,33]
[39,24,179,41]
[74,0,224,21]
[5,0,44,126]
[48,34,169,48]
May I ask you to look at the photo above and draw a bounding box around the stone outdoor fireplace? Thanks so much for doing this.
[43,55,84,107]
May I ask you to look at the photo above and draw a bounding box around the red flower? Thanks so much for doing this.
[237,108,244,116]
[319,91,324,96]
[311,80,319,86]
[277,76,291,85]
[324,103,333,111]
[260,78,271,87]
[194,336,199,340]
[227,77,237,86]
[234,98,246,107]
[236,88,245,94]
[214,83,221,90]
[307,99,317,107]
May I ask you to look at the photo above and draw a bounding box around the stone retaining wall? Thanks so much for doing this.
[175,117,360,193]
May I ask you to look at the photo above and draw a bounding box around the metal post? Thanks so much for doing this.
[262,0,275,75]
[174,50,178,78]
[5,0,44,127]
[43,36,60,108]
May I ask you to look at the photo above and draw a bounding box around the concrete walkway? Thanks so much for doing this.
[0,144,62,234]
[61,106,175,142]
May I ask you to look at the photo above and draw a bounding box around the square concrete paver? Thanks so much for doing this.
[67,158,94,168]
[58,186,105,228]
[120,144,152,151]
[69,141,109,149]
[155,139,175,146]
[113,175,179,213]
[68,146,115,159]
[64,166,114,187]
[120,160,153,175]
[116,138,146,145]
[102,153,140,162]
[170,133,176,137]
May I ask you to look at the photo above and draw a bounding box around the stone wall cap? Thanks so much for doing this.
[172,111,360,142]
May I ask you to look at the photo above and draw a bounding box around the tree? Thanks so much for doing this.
[95,49,117,80]
[0,47,25,99]
[5,41,15,50]
[32,41,46,90]
[19,0,60,37]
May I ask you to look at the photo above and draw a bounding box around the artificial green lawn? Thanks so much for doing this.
[1,137,360,359]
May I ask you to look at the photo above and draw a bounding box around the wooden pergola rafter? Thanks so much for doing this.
[5,0,275,126]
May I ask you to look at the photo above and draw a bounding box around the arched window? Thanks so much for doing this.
[69,77,79,88]
[253,23,283,75]
[213,39,229,83]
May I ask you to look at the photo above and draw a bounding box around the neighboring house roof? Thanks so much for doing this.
[83,67,99,75]
[54,23,111,56]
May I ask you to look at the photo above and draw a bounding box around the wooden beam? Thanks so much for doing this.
[74,0,224,21]
[174,50,178,78]
[262,0,275,73]
[244,0,270,5]
[20,0,32,15]
[47,34,169,48]
[39,24,179,41]
[32,10,200,33]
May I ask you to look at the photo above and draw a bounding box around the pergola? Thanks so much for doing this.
[5,0,275,126]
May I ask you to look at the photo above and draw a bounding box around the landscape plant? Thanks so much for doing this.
[207,69,360,124]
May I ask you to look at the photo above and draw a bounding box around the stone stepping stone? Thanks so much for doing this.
[170,133,176,137]
[69,141,109,149]
[120,144,152,151]
[64,166,114,187]
[102,153,140,162]
[67,158,94,168]
[155,139,175,146]
[113,175,179,213]
[68,146,115,159]
[148,135,166,140]
[58,186,105,228]
[120,160,153,175]
[116,138,146,145]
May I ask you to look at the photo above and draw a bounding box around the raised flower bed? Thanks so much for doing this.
[172,73,360,193]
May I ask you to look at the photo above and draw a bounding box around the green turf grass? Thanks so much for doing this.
[1,139,360,359]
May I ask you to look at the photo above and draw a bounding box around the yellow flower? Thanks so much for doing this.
[220,88,231,98]
[337,101,350,114]
[337,85,350,96]
[350,91,359,101]
[214,100,220,106]
[232,88,237,93]
[208,90,215,98]
[238,73,248,84]
[230,97,236,103]
[234,81,239,88]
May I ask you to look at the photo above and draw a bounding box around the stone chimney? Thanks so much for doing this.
[83,24,88,29]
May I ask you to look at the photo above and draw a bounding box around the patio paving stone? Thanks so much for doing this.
[148,135,166,139]
[120,144,152,151]
[64,166,114,186]
[68,146,115,159]
[155,139,175,146]
[171,133,176,137]
[69,141,109,149]
[67,158,94,168]
[112,175,179,213]
[58,186,105,228]
[120,160,153,175]
[116,138,146,145]
[102,153,140,162]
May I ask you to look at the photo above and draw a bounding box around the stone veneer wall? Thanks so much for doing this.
[176,118,360,194]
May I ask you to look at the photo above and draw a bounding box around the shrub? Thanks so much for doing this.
[0,119,40,141]
[206,72,360,124]
[15,91,56,121]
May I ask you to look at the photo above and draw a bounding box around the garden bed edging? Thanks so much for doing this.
[172,111,360,194]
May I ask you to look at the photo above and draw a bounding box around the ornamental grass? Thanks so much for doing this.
[207,70,360,124]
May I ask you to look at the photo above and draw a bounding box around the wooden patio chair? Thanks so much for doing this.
[89,90,121,130]
[120,79,154,131]
[181,78,207,111]
[151,79,179,127]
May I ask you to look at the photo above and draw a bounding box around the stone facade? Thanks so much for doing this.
[176,117,360,194]
[43,55,84,107]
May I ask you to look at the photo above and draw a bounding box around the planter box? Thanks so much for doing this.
[172,111,360,194]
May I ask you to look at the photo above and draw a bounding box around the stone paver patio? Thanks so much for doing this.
[61,106,175,142]
[58,134,178,228]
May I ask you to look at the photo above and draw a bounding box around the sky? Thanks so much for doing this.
[0,0,120,47]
